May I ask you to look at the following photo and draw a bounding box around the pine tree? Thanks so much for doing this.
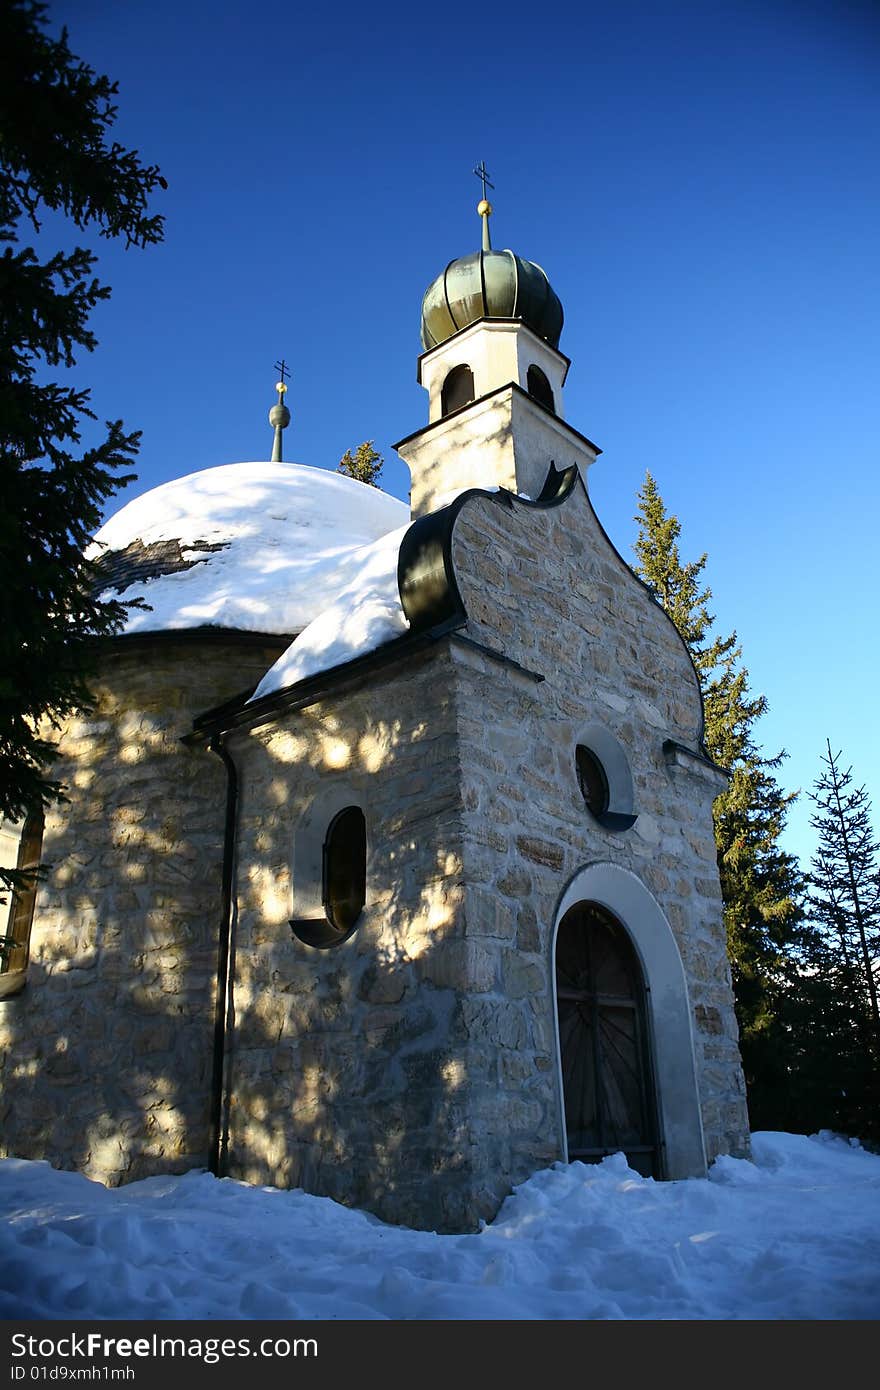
[808,743,880,1063]
[337,441,383,487]
[0,0,165,888]
[633,472,807,1126]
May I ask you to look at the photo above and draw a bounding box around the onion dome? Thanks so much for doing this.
[420,195,564,352]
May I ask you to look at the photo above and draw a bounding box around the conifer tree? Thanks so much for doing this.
[0,1,164,889]
[337,440,383,487]
[808,743,880,1056]
[633,472,806,1124]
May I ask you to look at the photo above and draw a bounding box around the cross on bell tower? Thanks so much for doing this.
[473,160,494,251]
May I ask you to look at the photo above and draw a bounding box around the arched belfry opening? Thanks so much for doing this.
[555,900,660,1177]
[441,363,475,416]
[526,363,555,413]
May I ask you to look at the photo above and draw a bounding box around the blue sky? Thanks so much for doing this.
[43,0,880,867]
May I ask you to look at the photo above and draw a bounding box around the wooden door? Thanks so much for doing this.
[556,901,660,1177]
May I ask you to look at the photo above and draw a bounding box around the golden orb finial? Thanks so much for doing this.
[477,198,492,218]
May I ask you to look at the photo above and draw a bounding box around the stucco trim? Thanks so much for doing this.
[416,317,573,383]
[550,861,707,1179]
[393,380,598,455]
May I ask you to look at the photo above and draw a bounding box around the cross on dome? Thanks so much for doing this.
[269,358,291,461]
[473,160,494,201]
[473,160,494,251]
[274,358,290,394]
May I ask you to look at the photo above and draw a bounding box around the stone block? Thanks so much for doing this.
[694,1004,724,1035]
[501,950,545,1000]
[497,865,532,897]
[356,963,408,1004]
[465,886,516,941]
[515,835,563,870]
[417,940,496,992]
[458,998,530,1051]
[516,903,541,953]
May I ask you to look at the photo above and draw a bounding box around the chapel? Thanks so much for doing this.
[0,191,749,1232]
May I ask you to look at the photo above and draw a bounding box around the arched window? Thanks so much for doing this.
[441,364,475,416]
[555,901,659,1177]
[0,806,44,990]
[290,803,366,949]
[526,364,555,413]
[323,805,366,937]
[576,745,610,820]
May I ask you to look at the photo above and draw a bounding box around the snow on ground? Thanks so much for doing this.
[87,462,409,638]
[0,1133,877,1321]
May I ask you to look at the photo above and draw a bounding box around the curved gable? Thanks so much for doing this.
[398,467,704,749]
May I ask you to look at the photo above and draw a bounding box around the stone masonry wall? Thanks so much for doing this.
[226,648,489,1231]
[0,637,284,1184]
[448,485,750,1173]
[222,482,747,1231]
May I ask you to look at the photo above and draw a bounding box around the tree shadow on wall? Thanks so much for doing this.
[222,663,559,1234]
[0,642,560,1235]
[0,640,283,1189]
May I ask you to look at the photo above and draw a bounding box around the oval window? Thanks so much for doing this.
[576,745,610,819]
[323,805,366,938]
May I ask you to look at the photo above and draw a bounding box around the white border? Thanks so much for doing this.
[550,861,707,1178]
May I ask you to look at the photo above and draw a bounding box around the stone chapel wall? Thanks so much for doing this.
[221,482,748,1233]
[448,488,750,1172]
[227,646,486,1231]
[0,637,283,1183]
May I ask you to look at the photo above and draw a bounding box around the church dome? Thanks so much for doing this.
[88,461,409,638]
[420,248,564,352]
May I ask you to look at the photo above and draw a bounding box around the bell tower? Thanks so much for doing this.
[395,172,600,516]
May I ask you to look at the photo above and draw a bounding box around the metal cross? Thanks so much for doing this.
[274,358,290,386]
[473,161,494,200]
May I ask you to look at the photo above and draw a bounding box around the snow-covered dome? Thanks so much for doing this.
[89,461,410,637]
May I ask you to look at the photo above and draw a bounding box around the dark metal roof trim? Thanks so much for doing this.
[207,736,239,1177]
[102,626,294,652]
[186,617,463,744]
[398,462,580,637]
[534,460,579,505]
[569,484,715,753]
[662,739,730,781]
[450,632,545,684]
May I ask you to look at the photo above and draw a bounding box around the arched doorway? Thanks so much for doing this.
[555,900,660,1177]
